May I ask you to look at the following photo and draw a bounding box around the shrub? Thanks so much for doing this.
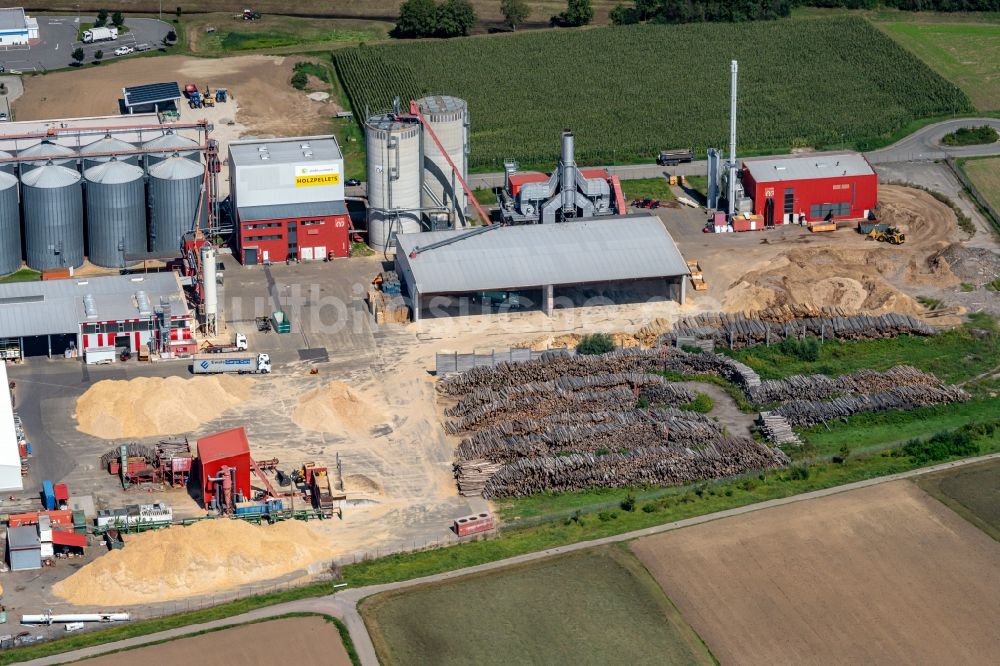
[620,494,636,511]
[942,125,998,147]
[681,392,714,413]
[576,333,615,355]
[290,71,309,90]
[777,336,821,362]
[902,430,979,464]
[598,510,617,521]
[641,503,656,513]
[787,465,810,480]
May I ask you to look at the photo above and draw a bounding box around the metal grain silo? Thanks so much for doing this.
[18,141,76,173]
[0,171,21,275]
[147,156,206,254]
[81,134,138,169]
[416,96,468,228]
[0,150,15,176]
[142,131,200,166]
[365,114,422,253]
[84,159,147,268]
[22,164,84,270]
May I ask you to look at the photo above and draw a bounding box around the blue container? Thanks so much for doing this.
[41,479,55,510]
[25,442,31,456]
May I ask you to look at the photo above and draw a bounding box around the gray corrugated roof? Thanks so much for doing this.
[229,137,342,167]
[743,153,874,183]
[20,164,81,188]
[0,273,188,338]
[396,215,689,294]
[0,8,27,32]
[7,526,40,549]
[237,201,348,222]
[84,159,144,184]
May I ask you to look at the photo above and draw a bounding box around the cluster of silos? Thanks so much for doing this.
[364,96,469,253]
[0,131,207,275]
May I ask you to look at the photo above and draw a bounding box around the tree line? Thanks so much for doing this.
[395,0,594,38]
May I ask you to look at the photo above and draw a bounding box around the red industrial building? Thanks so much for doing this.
[228,137,352,264]
[741,153,878,225]
[197,427,252,507]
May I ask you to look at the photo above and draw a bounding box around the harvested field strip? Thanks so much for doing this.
[631,481,1000,666]
[81,616,354,666]
[361,546,715,666]
[916,458,1000,542]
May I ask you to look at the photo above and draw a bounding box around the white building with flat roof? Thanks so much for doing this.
[0,8,37,47]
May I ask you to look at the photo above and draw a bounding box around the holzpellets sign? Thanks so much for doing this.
[295,164,340,187]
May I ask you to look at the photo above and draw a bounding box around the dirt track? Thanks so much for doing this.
[81,616,351,666]
[631,481,1000,666]
[15,55,337,137]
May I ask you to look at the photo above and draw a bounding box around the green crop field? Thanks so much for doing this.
[334,17,970,170]
[879,20,1000,111]
[916,458,1000,542]
[963,157,1000,212]
[361,546,714,666]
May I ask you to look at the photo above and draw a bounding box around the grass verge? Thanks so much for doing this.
[0,268,40,283]
[621,177,676,202]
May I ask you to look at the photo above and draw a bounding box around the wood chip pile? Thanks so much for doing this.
[749,365,941,404]
[479,441,791,498]
[661,312,934,349]
[773,385,970,427]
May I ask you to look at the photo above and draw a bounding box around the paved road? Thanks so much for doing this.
[22,449,1000,666]
[0,16,171,72]
[455,117,1000,191]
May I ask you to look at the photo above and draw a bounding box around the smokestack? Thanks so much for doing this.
[727,60,738,220]
[560,130,576,214]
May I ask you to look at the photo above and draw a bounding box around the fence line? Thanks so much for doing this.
[947,157,1000,235]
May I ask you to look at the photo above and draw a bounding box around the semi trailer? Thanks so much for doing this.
[192,353,271,375]
[82,27,118,43]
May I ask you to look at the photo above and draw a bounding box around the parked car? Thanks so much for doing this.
[345,178,361,187]
[134,43,151,52]
[0,113,8,122]
[113,46,134,56]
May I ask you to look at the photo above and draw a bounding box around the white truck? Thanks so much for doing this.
[202,333,248,354]
[82,27,118,43]
[85,346,116,365]
[192,353,271,375]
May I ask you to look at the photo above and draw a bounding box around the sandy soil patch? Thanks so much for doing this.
[81,616,352,666]
[14,55,338,137]
[75,375,253,439]
[292,380,388,435]
[53,519,333,606]
[631,481,1000,666]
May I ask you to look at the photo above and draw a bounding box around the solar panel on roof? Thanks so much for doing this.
[0,295,43,306]
[123,82,182,107]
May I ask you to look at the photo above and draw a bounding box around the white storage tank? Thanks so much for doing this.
[18,141,77,173]
[22,164,84,270]
[416,95,468,227]
[147,156,206,254]
[84,159,147,268]
[81,134,139,169]
[0,171,20,275]
[142,131,200,166]
[365,114,422,253]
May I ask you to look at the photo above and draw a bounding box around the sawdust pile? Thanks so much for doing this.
[292,381,387,435]
[75,376,253,439]
[344,474,383,495]
[52,519,332,606]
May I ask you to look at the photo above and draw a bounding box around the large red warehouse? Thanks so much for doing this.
[741,153,878,225]
[197,427,251,507]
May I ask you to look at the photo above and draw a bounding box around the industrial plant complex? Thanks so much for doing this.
[0,9,994,664]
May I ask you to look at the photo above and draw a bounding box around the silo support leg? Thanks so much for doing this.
[543,285,554,316]
[679,277,686,306]
[412,292,421,323]
[47,335,52,358]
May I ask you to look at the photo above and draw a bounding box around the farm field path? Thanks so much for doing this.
[632,480,1000,665]
[21,451,1000,666]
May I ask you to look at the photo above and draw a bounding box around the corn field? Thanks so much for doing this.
[333,17,971,170]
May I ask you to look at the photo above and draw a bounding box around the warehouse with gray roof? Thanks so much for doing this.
[394,215,690,321]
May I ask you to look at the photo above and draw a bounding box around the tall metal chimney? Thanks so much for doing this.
[727,60,739,220]
[560,130,576,215]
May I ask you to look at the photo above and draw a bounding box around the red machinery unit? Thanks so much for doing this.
[197,427,252,507]
[8,510,74,528]
[453,512,495,537]
[741,152,878,225]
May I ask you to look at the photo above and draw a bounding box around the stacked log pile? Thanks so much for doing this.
[447,373,693,418]
[445,387,640,434]
[756,412,803,447]
[454,459,506,497]
[480,439,791,498]
[749,365,940,404]
[661,312,934,349]
[774,385,969,427]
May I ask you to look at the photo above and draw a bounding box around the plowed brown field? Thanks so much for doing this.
[631,481,1000,666]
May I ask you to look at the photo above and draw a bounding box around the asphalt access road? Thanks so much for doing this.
[0,16,172,73]
[20,450,1000,666]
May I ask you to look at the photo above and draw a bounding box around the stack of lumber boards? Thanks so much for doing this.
[368,290,410,324]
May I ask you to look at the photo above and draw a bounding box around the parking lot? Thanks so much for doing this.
[0,15,172,72]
